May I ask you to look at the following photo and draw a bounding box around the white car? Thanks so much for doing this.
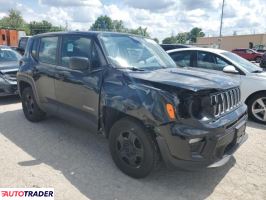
[167,47,266,124]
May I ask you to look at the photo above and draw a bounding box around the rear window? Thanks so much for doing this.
[39,37,58,65]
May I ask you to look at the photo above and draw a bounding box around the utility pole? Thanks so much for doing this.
[219,0,225,48]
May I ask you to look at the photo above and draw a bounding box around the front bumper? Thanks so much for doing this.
[0,82,18,97]
[155,104,248,170]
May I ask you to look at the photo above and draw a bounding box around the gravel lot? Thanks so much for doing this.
[0,96,266,200]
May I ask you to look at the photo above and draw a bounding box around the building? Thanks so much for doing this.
[196,34,266,51]
[0,29,26,47]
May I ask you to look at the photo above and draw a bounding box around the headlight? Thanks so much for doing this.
[178,95,215,120]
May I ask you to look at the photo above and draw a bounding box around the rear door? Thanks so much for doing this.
[55,34,105,131]
[33,36,58,112]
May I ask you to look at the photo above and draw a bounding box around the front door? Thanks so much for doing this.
[55,35,104,131]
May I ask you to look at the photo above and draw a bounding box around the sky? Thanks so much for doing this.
[0,0,265,41]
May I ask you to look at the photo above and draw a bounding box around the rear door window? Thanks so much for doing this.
[39,37,58,65]
[169,51,194,67]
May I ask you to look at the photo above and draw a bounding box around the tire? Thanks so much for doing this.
[247,92,266,124]
[109,117,160,178]
[255,57,261,63]
[21,87,46,122]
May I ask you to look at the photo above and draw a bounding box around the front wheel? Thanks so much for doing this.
[21,87,46,122]
[247,93,266,124]
[109,117,160,178]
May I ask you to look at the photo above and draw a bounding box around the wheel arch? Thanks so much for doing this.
[17,74,42,107]
[245,90,266,105]
[101,106,158,140]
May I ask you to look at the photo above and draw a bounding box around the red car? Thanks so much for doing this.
[232,48,263,63]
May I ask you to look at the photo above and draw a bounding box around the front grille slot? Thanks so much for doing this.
[211,87,241,118]
[3,71,17,81]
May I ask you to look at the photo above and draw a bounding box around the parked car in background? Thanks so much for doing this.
[0,45,21,96]
[17,36,31,55]
[253,45,266,53]
[260,53,266,68]
[232,48,263,63]
[160,44,191,51]
[167,47,266,124]
[17,32,247,178]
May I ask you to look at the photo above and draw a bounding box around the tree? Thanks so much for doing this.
[90,15,114,31]
[28,20,64,35]
[129,26,150,37]
[189,27,205,43]
[153,38,159,43]
[176,32,189,44]
[112,20,125,32]
[162,36,177,44]
[0,9,26,29]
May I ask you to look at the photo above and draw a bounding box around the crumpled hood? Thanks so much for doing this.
[125,67,239,92]
[0,61,19,73]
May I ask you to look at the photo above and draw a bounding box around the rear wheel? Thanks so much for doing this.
[21,87,46,122]
[247,93,266,124]
[109,117,160,178]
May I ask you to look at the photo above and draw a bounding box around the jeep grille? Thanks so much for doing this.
[210,87,241,117]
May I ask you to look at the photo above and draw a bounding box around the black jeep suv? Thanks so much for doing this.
[17,32,247,178]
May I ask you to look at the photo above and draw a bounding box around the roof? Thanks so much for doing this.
[166,47,228,54]
[31,31,146,39]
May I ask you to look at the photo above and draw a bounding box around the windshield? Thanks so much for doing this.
[221,51,262,73]
[0,48,22,62]
[99,34,176,70]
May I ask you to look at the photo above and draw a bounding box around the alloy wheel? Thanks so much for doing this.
[252,97,266,122]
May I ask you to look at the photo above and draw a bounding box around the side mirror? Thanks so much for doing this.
[69,57,90,71]
[223,65,239,74]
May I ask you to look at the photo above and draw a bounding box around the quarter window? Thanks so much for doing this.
[39,37,58,65]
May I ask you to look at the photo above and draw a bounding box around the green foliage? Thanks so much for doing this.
[90,15,150,37]
[90,15,126,32]
[0,9,64,36]
[162,36,177,44]
[129,26,150,37]
[90,15,114,31]
[28,20,64,35]
[153,38,159,43]
[0,9,26,29]
[176,32,189,44]
[162,27,205,44]
[189,27,205,43]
